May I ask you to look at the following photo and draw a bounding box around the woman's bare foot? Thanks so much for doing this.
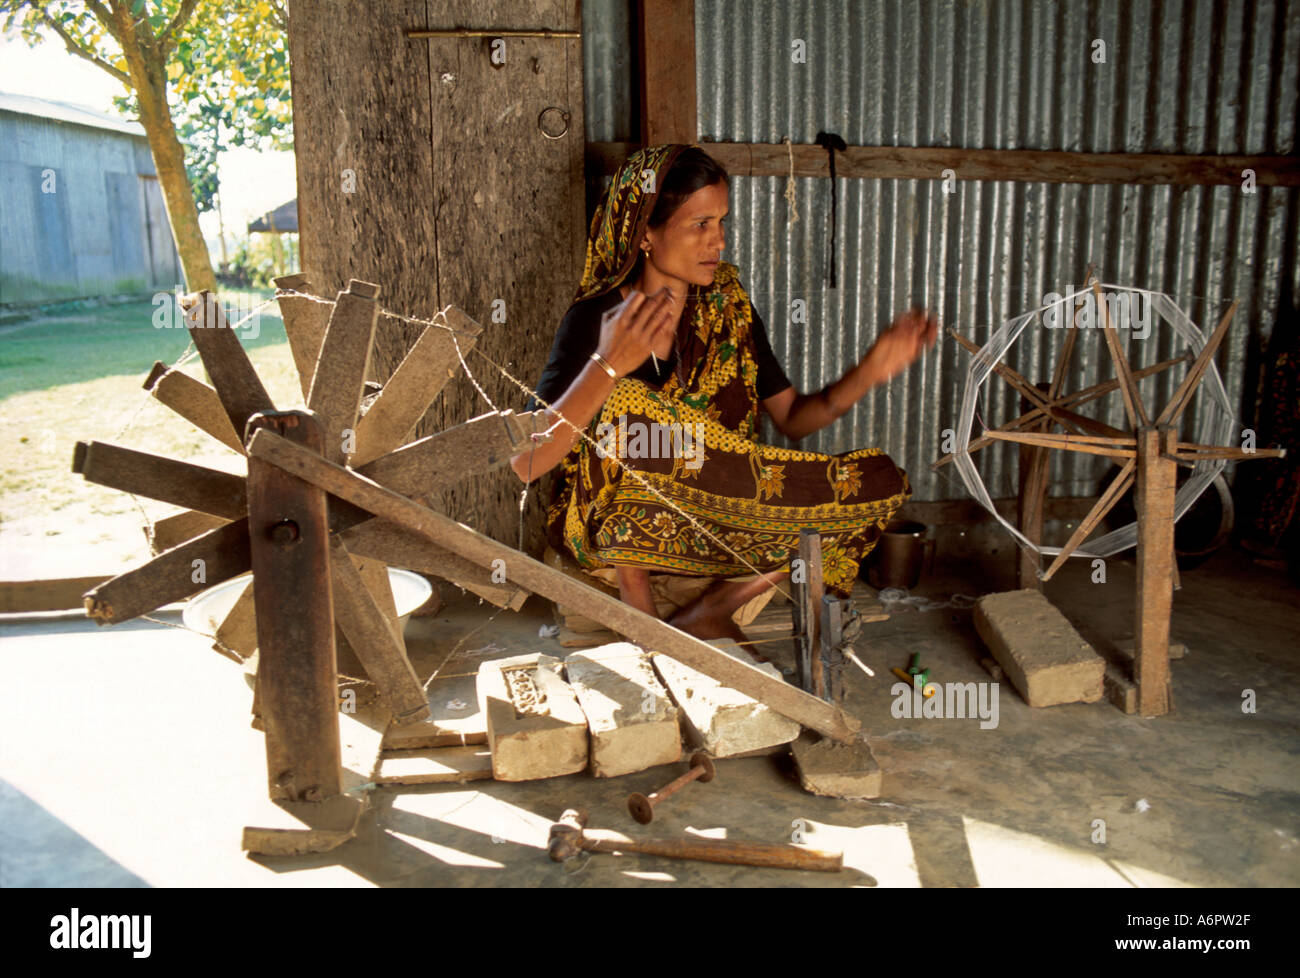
[665,600,764,660]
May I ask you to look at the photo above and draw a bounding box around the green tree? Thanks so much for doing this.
[1,0,291,293]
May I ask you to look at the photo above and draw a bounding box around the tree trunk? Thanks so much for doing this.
[131,65,216,293]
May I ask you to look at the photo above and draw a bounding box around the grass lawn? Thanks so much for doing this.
[0,291,300,578]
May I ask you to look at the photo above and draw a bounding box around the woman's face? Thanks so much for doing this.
[641,180,729,288]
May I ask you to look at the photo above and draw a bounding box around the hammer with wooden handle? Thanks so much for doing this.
[547,808,842,872]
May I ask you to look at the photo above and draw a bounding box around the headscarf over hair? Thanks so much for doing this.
[575,143,688,302]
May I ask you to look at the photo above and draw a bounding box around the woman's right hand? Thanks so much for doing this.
[595,286,677,376]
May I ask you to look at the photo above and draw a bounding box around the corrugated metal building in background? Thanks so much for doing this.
[583,0,1299,502]
[0,92,181,305]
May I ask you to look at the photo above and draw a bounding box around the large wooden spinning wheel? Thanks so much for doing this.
[73,275,862,815]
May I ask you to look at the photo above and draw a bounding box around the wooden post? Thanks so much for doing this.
[246,410,342,802]
[1134,426,1176,716]
[637,0,698,145]
[791,529,824,696]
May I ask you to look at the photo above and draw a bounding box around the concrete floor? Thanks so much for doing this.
[2,538,1298,888]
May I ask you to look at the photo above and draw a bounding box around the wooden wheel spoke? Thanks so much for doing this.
[274,274,332,399]
[74,440,248,520]
[1169,442,1286,462]
[338,518,529,610]
[984,429,1137,459]
[83,519,252,625]
[182,291,276,439]
[307,279,382,465]
[1156,300,1238,426]
[1041,460,1136,581]
[144,361,244,453]
[358,409,548,498]
[329,539,430,723]
[1092,281,1150,428]
[349,306,484,466]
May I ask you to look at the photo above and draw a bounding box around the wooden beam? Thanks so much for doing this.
[247,428,860,743]
[338,518,529,610]
[307,280,381,465]
[143,361,243,453]
[588,140,1300,187]
[246,410,342,802]
[348,306,484,466]
[73,441,247,520]
[181,291,275,439]
[273,274,331,399]
[637,0,697,145]
[329,539,431,724]
[83,519,251,625]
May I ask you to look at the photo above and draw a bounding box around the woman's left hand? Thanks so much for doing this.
[866,307,938,382]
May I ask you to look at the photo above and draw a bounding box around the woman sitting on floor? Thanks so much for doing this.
[510,144,936,647]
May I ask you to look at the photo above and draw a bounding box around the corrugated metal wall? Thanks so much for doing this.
[0,112,181,304]
[584,0,1300,501]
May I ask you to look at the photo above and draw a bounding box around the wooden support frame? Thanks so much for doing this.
[246,427,860,743]
[1134,427,1177,717]
[246,410,342,802]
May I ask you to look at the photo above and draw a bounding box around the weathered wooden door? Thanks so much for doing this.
[289,0,585,549]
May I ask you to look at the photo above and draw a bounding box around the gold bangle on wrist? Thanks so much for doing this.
[590,352,617,379]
